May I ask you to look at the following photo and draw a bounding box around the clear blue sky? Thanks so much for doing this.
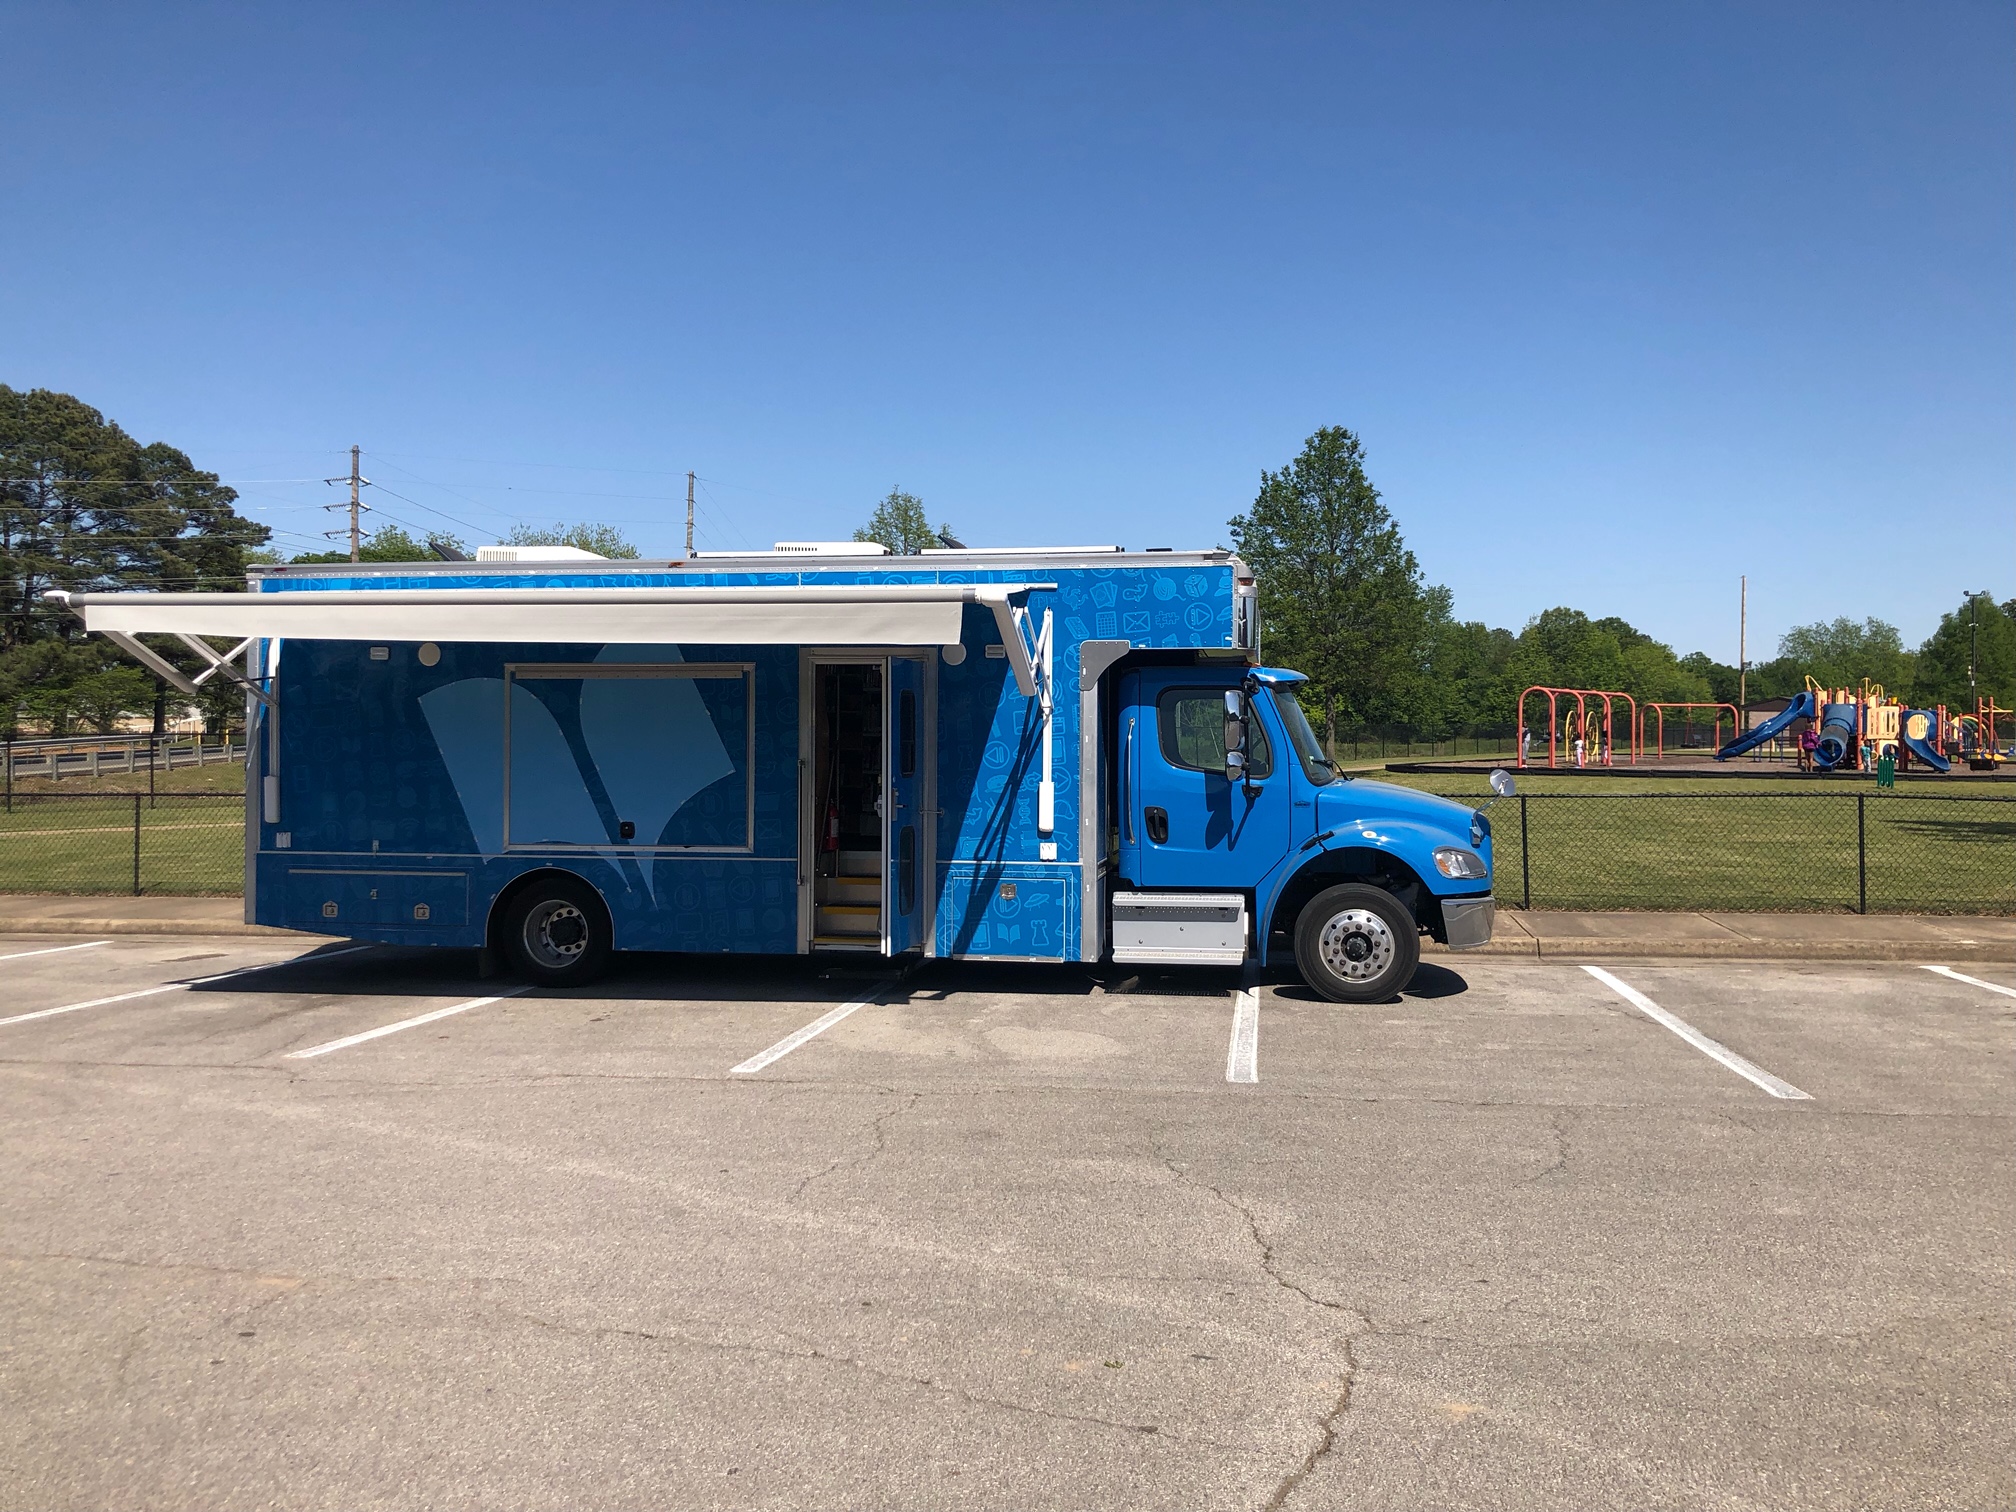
[5,2,2010,661]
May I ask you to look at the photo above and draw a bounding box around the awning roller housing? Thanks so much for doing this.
[47,582,1056,698]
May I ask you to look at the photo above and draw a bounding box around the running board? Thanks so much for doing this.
[1109,891,1248,965]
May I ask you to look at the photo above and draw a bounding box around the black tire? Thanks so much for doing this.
[499,874,612,988]
[1293,883,1419,1004]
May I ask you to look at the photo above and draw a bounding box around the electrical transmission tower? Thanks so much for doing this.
[323,446,372,561]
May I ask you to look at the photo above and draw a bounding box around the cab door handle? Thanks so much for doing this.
[1144,807,1168,844]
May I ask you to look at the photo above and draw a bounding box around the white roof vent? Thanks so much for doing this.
[475,545,608,562]
[921,545,1121,556]
[769,541,891,556]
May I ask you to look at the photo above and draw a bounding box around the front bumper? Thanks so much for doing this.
[1442,895,1496,950]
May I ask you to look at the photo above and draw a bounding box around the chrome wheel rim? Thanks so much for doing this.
[1317,908,1395,983]
[523,900,589,969]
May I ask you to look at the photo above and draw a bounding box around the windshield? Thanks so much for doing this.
[1269,686,1343,784]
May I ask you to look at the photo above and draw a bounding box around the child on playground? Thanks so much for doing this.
[1797,725,1818,772]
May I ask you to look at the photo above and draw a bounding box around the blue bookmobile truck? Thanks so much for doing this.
[54,543,1501,1001]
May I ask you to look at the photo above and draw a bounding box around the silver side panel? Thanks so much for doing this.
[1110,891,1248,966]
[1077,640,1131,962]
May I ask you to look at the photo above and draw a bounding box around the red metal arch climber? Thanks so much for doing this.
[1517,686,1639,769]
[1643,701,1741,759]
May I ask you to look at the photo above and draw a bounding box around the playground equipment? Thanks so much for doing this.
[1517,686,1639,768]
[1716,678,1961,774]
[1954,696,2012,770]
[1643,701,1740,759]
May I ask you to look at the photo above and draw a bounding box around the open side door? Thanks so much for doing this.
[883,656,926,955]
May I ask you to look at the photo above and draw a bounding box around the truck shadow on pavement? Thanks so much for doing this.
[185,943,1473,1007]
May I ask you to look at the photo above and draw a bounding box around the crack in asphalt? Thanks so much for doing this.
[1153,1140,1366,1508]
[1260,1342,1356,1512]
[791,1086,922,1202]
[510,1308,1206,1446]
[1527,1108,1575,1183]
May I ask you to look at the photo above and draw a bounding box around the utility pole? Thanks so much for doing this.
[685,471,696,559]
[347,446,363,562]
[1969,590,1986,699]
[322,446,371,560]
[1738,575,1748,714]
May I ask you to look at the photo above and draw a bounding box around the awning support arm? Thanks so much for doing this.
[178,634,256,687]
[973,586,1044,702]
[44,590,274,708]
[102,630,207,701]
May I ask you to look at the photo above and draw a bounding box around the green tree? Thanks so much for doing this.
[1679,652,1743,705]
[0,386,270,736]
[503,521,639,559]
[290,525,467,565]
[1911,592,2015,709]
[1775,616,1915,694]
[1228,427,1440,746]
[854,489,952,556]
[1504,608,1709,721]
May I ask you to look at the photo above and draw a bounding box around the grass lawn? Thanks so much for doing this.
[1,758,2008,914]
[1378,767,2016,914]
[0,793,244,895]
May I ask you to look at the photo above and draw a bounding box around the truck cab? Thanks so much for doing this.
[1111,663,1496,1001]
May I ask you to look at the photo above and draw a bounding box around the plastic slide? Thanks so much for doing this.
[1813,703,1861,768]
[1716,690,1815,760]
[1900,710,1951,773]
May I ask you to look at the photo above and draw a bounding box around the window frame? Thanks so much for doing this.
[1154,685,1274,780]
[503,661,758,853]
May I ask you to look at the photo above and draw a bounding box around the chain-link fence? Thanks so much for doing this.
[0,786,2009,915]
[1333,736,1518,762]
[0,793,245,896]
[1440,790,2014,915]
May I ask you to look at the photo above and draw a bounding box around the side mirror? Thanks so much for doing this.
[1223,690,1247,779]
[1489,768,1516,798]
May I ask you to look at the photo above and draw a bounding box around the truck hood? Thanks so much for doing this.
[1314,779,1477,836]
[1309,779,1489,888]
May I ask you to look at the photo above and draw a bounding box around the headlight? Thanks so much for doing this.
[1433,847,1488,880]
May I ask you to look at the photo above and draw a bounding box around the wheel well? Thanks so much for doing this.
[1267,848,1434,947]
[485,867,613,951]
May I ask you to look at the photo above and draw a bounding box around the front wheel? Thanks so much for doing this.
[1293,883,1419,1004]
[500,875,613,987]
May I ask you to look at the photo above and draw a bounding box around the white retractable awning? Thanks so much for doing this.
[49,581,1054,696]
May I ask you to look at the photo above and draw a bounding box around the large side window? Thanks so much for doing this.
[504,662,755,850]
[1155,687,1273,779]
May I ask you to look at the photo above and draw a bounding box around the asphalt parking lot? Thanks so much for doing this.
[1,935,2010,1511]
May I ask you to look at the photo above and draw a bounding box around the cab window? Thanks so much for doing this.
[1156,687,1273,778]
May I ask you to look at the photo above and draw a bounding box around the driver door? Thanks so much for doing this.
[1131,671,1296,892]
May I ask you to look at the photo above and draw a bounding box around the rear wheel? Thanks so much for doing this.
[500,875,612,988]
[1293,883,1419,1003]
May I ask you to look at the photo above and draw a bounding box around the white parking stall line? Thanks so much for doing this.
[0,944,374,1029]
[0,940,110,963]
[287,986,534,1059]
[1225,988,1259,1084]
[1581,965,1812,1101]
[1921,964,2016,1001]
[731,988,884,1075]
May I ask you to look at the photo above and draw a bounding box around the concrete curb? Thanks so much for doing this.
[1426,938,2012,964]
[0,916,332,940]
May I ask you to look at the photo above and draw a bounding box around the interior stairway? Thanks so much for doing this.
[813,849,883,951]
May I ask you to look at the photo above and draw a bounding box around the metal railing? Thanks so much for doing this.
[0,793,245,896]
[3,735,246,786]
